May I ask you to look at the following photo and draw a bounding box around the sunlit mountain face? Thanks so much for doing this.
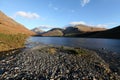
[0,11,35,35]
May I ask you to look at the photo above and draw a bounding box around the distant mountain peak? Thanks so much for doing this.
[31,27,44,34]
[40,28,64,36]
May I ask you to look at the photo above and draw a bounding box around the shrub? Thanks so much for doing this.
[47,47,57,54]
[61,47,87,55]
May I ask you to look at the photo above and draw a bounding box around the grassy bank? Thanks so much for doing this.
[0,33,28,52]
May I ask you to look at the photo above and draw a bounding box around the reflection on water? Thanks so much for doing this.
[27,37,120,53]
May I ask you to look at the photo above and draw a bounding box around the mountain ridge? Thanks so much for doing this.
[0,11,35,35]
[32,25,120,39]
[31,27,44,34]
[40,28,64,36]
[34,24,106,37]
[89,26,120,39]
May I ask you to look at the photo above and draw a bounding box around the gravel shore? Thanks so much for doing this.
[0,45,120,80]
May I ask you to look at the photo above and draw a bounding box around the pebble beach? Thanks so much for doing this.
[0,44,120,80]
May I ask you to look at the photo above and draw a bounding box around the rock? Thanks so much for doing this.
[14,67,19,70]
[102,48,106,50]
[0,69,5,75]
[14,74,18,77]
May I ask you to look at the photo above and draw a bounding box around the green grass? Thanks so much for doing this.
[60,46,88,55]
[65,48,87,55]
[0,33,28,51]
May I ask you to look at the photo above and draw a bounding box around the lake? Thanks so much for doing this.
[27,37,120,53]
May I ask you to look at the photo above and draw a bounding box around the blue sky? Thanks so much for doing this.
[0,0,120,30]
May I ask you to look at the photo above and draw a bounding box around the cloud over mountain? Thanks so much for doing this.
[37,25,58,31]
[69,21,108,28]
[70,21,86,26]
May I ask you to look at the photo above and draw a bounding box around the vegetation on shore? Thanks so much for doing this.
[0,33,28,52]
[40,46,88,55]
[0,11,35,52]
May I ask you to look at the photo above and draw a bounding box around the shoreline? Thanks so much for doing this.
[32,35,120,40]
[0,44,120,79]
[0,48,24,60]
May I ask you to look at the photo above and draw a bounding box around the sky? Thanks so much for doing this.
[0,0,120,30]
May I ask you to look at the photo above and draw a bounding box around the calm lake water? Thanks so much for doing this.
[27,37,120,53]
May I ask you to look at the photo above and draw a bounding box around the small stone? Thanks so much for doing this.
[93,77,97,80]
[0,69,5,75]
[6,61,9,63]
[72,73,78,78]
[66,70,69,73]
[12,51,15,53]
[6,77,10,79]
[2,60,5,62]
[102,48,106,50]
[14,74,18,77]
[115,72,117,75]
[82,77,85,79]
[15,67,19,70]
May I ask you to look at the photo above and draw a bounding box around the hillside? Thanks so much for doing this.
[75,24,106,32]
[67,26,120,39]
[41,28,64,36]
[64,24,106,36]
[0,11,35,51]
[0,11,35,35]
[89,26,120,39]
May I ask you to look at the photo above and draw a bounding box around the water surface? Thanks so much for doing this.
[27,37,120,53]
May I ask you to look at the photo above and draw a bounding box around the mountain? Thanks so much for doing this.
[75,24,106,32]
[89,26,120,39]
[41,28,64,36]
[0,11,35,35]
[64,24,106,36]
[40,24,106,37]
[31,27,44,34]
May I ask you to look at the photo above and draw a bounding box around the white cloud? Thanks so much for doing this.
[39,25,55,29]
[81,0,90,7]
[69,21,109,28]
[38,25,57,31]
[70,21,86,26]
[95,23,119,28]
[15,11,40,19]
[96,24,108,28]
